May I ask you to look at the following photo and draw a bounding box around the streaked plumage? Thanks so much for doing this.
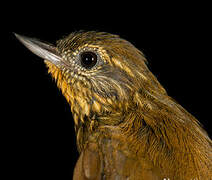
[15,31,212,180]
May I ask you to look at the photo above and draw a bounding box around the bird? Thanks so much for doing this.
[15,31,212,180]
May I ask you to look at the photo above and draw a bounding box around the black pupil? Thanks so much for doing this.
[80,51,97,69]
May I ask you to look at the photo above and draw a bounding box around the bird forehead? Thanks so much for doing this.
[56,31,119,53]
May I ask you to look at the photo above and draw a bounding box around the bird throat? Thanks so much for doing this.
[45,61,125,150]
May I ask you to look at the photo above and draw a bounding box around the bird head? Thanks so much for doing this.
[15,31,170,151]
[15,31,166,126]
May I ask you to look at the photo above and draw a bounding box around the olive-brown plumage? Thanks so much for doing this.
[15,31,212,180]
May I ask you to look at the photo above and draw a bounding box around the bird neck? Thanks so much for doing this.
[118,91,212,179]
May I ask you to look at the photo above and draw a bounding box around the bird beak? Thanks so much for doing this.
[14,33,63,67]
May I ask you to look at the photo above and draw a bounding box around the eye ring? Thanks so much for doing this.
[80,51,98,69]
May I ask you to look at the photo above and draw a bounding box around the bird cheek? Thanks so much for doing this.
[92,93,115,112]
[92,101,102,113]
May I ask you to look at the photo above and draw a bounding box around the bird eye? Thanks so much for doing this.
[80,51,98,69]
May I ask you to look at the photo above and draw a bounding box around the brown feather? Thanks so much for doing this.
[43,31,212,179]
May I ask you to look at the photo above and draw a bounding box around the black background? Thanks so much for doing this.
[4,2,212,179]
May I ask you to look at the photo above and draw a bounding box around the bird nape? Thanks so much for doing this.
[15,31,212,180]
